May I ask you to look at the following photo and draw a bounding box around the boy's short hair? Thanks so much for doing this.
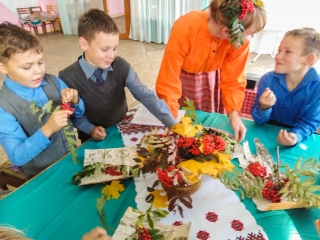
[285,28,320,59]
[78,8,119,43]
[0,22,43,63]
[0,226,30,240]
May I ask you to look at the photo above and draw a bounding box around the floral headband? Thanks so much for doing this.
[224,0,264,48]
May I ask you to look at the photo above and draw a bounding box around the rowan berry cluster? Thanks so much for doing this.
[259,173,289,203]
[104,166,122,176]
[202,135,227,154]
[246,162,267,178]
[157,166,181,187]
[177,134,227,157]
[238,0,254,20]
[213,136,226,152]
[60,102,75,117]
[177,136,201,156]
[202,135,216,155]
[137,227,151,240]
[261,179,283,203]
[177,136,197,149]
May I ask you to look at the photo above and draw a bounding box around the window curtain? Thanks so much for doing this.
[56,0,103,35]
[129,0,211,44]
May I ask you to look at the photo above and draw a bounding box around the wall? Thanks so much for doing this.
[108,0,123,17]
[0,0,57,32]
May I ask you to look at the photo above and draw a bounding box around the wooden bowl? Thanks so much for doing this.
[162,177,202,197]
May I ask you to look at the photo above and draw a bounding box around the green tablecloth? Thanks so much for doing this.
[0,111,319,240]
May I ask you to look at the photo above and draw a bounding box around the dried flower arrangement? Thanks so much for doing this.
[135,100,237,216]
[220,139,320,210]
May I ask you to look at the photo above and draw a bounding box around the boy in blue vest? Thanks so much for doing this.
[0,22,85,178]
[59,8,176,143]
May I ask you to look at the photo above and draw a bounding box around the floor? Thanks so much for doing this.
[0,32,276,165]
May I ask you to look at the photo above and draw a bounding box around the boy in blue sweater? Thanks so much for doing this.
[59,9,176,142]
[252,28,320,146]
[0,22,85,178]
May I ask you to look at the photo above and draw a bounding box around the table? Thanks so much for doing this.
[1,111,320,240]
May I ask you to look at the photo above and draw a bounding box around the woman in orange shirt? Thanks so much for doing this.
[156,0,267,142]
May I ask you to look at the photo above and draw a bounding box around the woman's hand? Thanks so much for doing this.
[228,110,247,142]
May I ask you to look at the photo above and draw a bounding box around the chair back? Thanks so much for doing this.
[17,7,32,20]
[30,6,43,14]
[46,5,61,33]
[46,5,58,12]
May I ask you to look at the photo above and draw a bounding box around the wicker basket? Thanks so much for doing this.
[162,177,202,197]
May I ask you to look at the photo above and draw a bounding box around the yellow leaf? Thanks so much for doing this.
[179,158,235,179]
[213,152,232,164]
[254,0,264,7]
[150,190,168,208]
[200,161,234,178]
[178,161,202,183]
[171,117,202,137]
[102,181,125,200]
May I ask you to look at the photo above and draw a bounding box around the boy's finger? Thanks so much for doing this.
[98,128,105,134]
[57,110,73,116]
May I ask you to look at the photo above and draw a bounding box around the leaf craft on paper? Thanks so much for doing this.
[74,146,141,185]
[220,138,320,211]
[112,207,191,240]
[102,181,125,200]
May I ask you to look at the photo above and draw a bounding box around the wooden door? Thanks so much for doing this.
[103,0,131,40]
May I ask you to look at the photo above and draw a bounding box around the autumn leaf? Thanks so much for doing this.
[254,0,264,7]
[214,152,232,164]
[179,158,235,179]
[150,190,168,208]
[102,181,125,200]
[171,117,202,137]
[178,161,202,183]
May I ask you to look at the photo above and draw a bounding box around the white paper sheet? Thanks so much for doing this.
[130,104,185,126]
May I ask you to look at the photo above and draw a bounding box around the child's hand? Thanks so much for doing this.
[81,227,111,240]
[277,129,297,146]
[259,88,276,110]
[90,126,107,141]
[41,110,73,138]
[61,88,79,104]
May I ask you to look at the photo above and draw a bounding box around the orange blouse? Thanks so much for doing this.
[156,10,249,118]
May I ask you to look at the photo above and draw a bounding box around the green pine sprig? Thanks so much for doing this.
[30,100,78,164]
